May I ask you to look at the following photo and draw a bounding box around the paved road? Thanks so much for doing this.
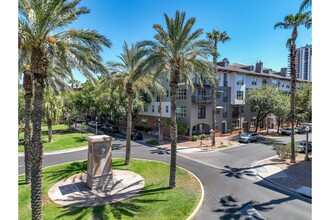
[18,134,311,219]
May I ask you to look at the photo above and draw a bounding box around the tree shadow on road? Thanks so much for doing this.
[213,195,295,220]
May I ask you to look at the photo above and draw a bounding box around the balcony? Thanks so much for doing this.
[191,95,212,103]
[193,79,211,87]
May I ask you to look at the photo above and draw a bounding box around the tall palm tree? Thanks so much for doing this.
[141,11,214,188]
[106,42,162,165]
[206,29,230,146]
[274,11,311,163]
[18,1,111,219]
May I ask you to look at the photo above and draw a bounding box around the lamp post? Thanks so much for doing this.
[95,116,98,135]
[305,126,310,161]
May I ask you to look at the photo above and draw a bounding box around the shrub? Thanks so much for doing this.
[200,134,206,140]
[134,125,145,131]
[274,143,297,160]
[192,135,198,141]
[134,125,153,132]
[145,140,159,146]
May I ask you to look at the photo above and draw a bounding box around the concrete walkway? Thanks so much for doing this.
[255,155,312,198]
[48,170,145,207]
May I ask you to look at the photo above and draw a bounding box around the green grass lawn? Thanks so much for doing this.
[18,124,91,152]
[18,158,202,220]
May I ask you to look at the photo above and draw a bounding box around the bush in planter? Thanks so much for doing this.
[200,134,206,140]
[145,140,159,145]
[192,135,198,141]
[274,143,298,160]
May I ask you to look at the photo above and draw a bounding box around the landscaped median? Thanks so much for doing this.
[18,158,203,220]
[18,124,91,153]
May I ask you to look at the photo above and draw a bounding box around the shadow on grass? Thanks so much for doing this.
[72,136,87,143]
[43,161,88,183]
[213,195,294,219]
[55,185,169,220]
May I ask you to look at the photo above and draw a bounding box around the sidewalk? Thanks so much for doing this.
[255,153,312,198]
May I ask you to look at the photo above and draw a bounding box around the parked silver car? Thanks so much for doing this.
[238,132,260,143]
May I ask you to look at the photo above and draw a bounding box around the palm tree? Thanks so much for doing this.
[43,87,64,142]
[274,11,311,163]
[206,29,230,146]
[18,1,111,219]
[141,11,214,188]
[299,0,311,12]
[106,42,162,165]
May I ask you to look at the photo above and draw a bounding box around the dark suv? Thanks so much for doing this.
[238,132,260,143]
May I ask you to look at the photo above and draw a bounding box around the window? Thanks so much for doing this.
[262,79,267,85]
[236,75,244,85]
[223,106,228,117]
[232,120,240,128]
[152,105,154,112]
[251,118,256,127]
[198,105,206,119]
[143,105,148,112]
[157,95,160,102]
[142,118,148,125]
[176,89,187,100]
[216,91,221,98]
[166,106,169,113]
[158,105,160,113]
[166,90,169,97]
[223,90,228,102]
[236,91,244,100]
[176,106,186,117]
[252,78,257,85]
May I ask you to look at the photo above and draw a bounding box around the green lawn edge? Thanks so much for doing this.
[18,158,203,220]
[18,124,91,153]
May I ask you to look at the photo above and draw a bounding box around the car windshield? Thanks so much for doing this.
[242,133,251,137]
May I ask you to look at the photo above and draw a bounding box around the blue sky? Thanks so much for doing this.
[70,0,312,82]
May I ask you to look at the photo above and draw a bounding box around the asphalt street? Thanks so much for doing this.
[18,133,312,220]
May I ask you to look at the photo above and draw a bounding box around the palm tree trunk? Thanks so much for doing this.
[290,34,297,163]
[169,73,179,189]
[47,119,52,142]
[159,94,163,144]
[125,93,133,165]
[212,42,217,146]
[30,47,47,220]
[23,71,32,184]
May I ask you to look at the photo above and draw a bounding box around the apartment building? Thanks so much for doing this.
[287,44,312,81]
[135,59,310,137]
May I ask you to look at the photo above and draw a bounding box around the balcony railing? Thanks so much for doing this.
[191,95,212,103]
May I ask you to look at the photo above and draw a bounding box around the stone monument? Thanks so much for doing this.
[86,135,113,190]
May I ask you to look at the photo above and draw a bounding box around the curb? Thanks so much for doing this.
[254,157,312,199]
[18,146,88,157]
